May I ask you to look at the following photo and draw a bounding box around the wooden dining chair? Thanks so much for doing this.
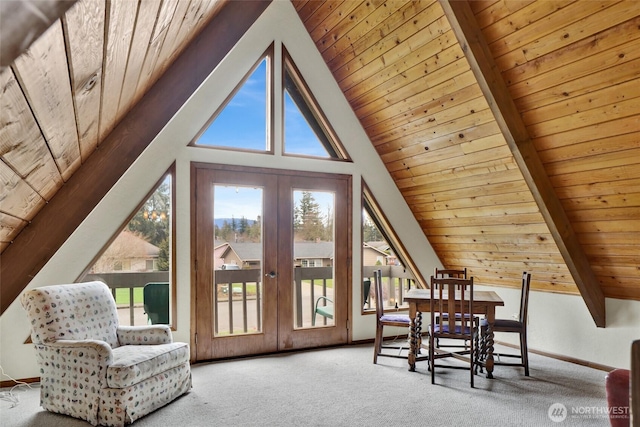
[434,267,467,279]
[429,276,479,387]
[480,272,531,376]
[373,269,411,364]
[433,267,469,349]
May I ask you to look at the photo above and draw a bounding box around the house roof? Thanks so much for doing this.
[1,0,639,326]
[116,231,160,258]
[364,241,391,255]
[217,241,336,261]
[293,242,335,260]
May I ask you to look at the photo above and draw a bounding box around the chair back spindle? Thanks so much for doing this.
[429,276,476,386]
[434,267,467,279]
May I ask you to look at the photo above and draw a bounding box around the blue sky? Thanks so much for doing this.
[197,58,328,157]
[214,185,334,225]
[195,57,335,223]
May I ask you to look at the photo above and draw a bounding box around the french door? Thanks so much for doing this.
[192,163,351,361]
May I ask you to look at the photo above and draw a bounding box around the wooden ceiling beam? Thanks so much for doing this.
[0,0,272,315]
[439,0,606,327]
[0,0,78,71]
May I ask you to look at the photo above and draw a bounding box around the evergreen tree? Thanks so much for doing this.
[239,216,249,234]
[294,191,325,241]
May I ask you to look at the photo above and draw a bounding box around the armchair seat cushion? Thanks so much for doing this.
[107,342,189,388]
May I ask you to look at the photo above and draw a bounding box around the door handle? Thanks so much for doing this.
[265,271,277,278]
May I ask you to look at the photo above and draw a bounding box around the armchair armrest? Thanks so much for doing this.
[117,325,173,345]
[36,340,113,376]
[32,340,114,425]
[43,339,113,358]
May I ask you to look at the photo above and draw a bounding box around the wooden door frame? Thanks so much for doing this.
[276,173,352,350]
[190,162,352,361]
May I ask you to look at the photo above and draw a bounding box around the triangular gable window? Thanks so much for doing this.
[362,181,426,312]
[78,166,176,326]
[190,43,348,160]
[192,49,271,152]
[283,46,349,160]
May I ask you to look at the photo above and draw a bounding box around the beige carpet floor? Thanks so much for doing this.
[1,343,612,426]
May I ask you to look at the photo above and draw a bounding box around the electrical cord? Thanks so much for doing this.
[0,365,34,408]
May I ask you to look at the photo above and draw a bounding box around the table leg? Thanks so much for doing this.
[484,321,495,379]
[409,313,417,372]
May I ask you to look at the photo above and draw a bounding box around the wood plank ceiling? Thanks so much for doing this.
[292,0,640,311]
[1,0,227,253]
[1,0,639,324]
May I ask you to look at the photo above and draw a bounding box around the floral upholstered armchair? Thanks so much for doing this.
[21,281,192,426]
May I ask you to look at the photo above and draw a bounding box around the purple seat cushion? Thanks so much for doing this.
[380,314,410,323]
[434,323,471,334]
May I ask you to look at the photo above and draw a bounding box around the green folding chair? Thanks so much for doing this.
[143,282,170,324]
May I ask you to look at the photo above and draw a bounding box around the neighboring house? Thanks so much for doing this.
[363,242,396,266]
[292,242,334,267]
[213,241,260,270]
[216,241,393,269]
[91,231,160,273]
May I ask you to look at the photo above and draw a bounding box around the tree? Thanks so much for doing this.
[238,216,249,234]
[363,211,383,242]
[157,238,170,271]
[323,204,334,241]
[294,191,325,241]
[247,215,262,242]
[127,180,171,246]
[218,220,234,242]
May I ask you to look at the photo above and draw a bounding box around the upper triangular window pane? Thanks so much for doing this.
[284,92,330,157]
[283,47,348,159]
[194,56,269,151]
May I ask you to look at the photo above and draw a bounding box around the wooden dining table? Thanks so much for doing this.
[404,288,505,378]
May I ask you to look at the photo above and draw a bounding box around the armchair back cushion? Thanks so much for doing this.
[21,281,120,348]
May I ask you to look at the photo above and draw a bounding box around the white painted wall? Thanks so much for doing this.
[476,285,640,369]
[1,1,637,381]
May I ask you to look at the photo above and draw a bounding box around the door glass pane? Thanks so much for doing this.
[212,185,263,336]
[292,190,335,328]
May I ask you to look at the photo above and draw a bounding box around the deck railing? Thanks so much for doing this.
[363,265,419,311]
[82,266,419,329]
[83,272,169,325]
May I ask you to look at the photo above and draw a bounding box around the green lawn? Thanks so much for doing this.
[303,279,334,289]
[114,288,144,305]
[115,281,331,305]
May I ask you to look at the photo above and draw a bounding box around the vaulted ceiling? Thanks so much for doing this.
[1,0,639,327]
